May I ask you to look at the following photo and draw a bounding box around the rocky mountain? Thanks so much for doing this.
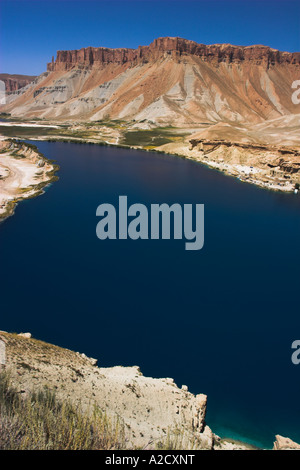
[2,37,300,126]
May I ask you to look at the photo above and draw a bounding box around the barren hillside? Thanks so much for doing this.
[2,37,300,127]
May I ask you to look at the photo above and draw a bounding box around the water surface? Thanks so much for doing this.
[1,141,299,448]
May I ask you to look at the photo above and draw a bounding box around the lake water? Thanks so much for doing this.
[1,141,300,448]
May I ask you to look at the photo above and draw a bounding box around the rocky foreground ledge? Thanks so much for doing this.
[0,331,299,450]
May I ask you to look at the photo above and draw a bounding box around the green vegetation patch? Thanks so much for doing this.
[0,371,125,450]
[122,128,182,147]
[0,125,62,138]
[88,119,128,128]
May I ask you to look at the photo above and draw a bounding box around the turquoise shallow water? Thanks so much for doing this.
[1,141,300,449]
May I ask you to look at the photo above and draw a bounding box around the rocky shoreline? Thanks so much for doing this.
[1,120,299,197]
[0,138,59,222]
[158,139,300,193]
[0,331,299,450]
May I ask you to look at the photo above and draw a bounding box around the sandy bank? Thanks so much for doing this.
[0,139,59,221]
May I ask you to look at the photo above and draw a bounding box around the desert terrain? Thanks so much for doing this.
[1,37,299,198]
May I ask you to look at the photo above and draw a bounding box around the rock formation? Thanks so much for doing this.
[0,74,36,93]
[0,331,213,449]
[46,37,300,71]
[273,435,300,450]
[1,330,299,450]
[1,37,299,125]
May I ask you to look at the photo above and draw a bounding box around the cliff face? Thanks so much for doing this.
[47,37,300,71]
[1,330,299,450]
[0,331,214,449]
[1,37,300,126]
[0,74,36,93]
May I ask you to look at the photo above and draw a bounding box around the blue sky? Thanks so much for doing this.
[1,0,299,75]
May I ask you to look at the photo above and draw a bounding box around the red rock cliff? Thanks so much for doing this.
[47,37,300,71]
[0,74,36,92]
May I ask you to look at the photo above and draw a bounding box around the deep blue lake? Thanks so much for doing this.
[1,141,300,448]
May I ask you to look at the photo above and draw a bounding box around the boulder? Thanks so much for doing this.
[18,332,32,339]
[273,435,300,450]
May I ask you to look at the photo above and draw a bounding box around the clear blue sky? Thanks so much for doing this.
[1,0,299,75]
